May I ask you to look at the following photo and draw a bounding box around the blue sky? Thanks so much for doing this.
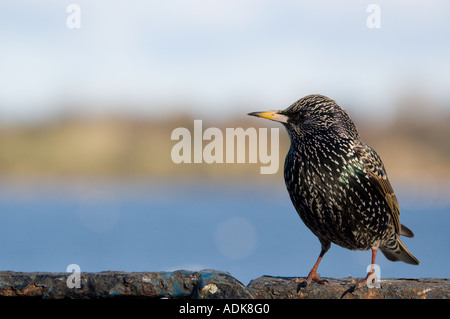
[1,0,449,122]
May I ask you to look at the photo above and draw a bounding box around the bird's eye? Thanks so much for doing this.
[290,113,307,123]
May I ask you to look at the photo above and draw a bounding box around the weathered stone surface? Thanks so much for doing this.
[0,270,251,299]
[0,270,448,299]
[198,270,253,299]
[247,276,450,299]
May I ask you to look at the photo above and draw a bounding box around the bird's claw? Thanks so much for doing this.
[295,271,329,288]
[355,271,377,289]
[340,272,378,298]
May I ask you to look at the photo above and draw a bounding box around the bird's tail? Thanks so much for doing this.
[380,237,419,265]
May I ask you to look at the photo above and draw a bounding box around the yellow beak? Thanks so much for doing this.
[247,110,289,124]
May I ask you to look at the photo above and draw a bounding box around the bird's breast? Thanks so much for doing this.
[283,138,390,249]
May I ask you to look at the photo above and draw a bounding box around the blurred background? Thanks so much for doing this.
[0,0,449,285]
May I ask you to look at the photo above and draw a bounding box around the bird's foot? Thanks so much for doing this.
[355,270,377,289]
[341,271,377,298]
[295,270,329,288]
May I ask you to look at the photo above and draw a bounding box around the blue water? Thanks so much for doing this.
[0,179,448,285]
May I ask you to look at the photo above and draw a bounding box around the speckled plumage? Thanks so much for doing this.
[249,94,418,285]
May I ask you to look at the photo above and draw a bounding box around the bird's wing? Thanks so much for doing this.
[353,141,401,235]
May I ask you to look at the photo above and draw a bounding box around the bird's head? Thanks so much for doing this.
[248,94,359,140]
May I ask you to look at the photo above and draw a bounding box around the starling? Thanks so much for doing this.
[248,94,419,287]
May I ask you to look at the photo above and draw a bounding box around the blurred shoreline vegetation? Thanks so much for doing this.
[0,97,449,188]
